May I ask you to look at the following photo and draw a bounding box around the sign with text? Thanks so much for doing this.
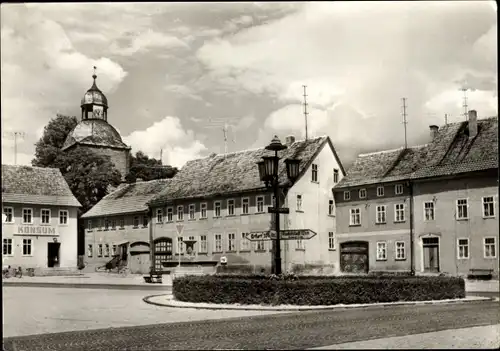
[245,231,275,241]
[267,207,290,214]
[16,226,57,235]
[277,229,317,240]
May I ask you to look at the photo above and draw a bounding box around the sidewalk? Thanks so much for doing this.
[2,272,172,290]
[308,324,500,349]
[465,279,499,293]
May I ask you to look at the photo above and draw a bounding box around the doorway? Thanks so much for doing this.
[422,237,440,273]
[47,242,61,268]
[340,241,369,274]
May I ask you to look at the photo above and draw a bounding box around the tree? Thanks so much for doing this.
[125,150,178,183]
[32,114,78,167]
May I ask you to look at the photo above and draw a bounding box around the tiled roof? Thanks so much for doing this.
[61,119,130,150]
[149,136,337,205]
[1,164,81,207]
[81,179,171,218]
[335,117,498,189]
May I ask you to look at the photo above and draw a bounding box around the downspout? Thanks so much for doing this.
[409,181,415,276]
[148,206,154,275]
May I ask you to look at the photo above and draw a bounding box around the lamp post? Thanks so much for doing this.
[257,136,301,275]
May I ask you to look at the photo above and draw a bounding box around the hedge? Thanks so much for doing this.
[173,275,465,306]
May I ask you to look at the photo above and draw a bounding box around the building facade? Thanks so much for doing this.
[61,71,131,180]
[81,179,170,274]
[2,165,81,272]
[148,135,346,275]
[333,111,498,277]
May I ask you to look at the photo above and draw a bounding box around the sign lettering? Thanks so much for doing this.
[246,229,317,241]
[17,226,56,235]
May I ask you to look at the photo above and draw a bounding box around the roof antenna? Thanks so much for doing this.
[401,97,408,149]
[160,149,163,164]
[303,85,309,140]
[445,113,448,125]
[223,122,228,156]
[461,88,468,121]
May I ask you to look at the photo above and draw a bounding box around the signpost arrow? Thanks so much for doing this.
[246,229,317,241]
[245,231,275,241]
[267,207,290,214]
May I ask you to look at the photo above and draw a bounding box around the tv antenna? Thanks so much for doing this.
[3,131,26,165]
[461,88,468,121]
[401,98,408,149]
[445,113,448,125]
[303,85,309,140]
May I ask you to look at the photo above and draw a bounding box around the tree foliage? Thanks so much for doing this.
[125,150,178,183]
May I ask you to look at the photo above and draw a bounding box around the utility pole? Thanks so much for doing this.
[401,98,408,149]
[3,131,26,165]
[303,85,309,140]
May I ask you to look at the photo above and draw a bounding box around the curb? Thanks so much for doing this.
[3,282,172,291]
[142,294,494,311]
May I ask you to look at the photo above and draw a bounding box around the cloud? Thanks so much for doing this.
[110,29,189,56]
[123,116,208,167]
[196,1,498,162]
[164,84,204,101]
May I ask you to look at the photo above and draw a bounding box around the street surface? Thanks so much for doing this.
[3,286,499,350]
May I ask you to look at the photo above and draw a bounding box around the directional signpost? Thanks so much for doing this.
[245,229,317,241]
[268,207,290,214]
[176,223,184,267]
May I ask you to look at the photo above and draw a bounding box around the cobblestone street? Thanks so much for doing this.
[3,286,499,350]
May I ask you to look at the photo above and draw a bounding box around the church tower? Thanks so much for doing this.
[62,67,131,180]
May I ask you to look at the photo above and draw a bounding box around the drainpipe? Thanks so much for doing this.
[409,181,415,276]
[148,206,154,276]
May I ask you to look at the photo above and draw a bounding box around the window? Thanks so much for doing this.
[96,219,102,231]
[214,201,221,217]
[424,201,435,221]
[240,232,250,251]
[328,232,335,250]
[395,184,403,195]
[177,205,184,221]
[87,220,93,231]
[359,189,366,199]
[3,238,13,256]
[227,199,235,216]
[133,216,139,228]
[189,204,195,220]
[3,207,13,223]
[112,245,117,256]
[376,205,386,224]
[59,210,68,225]
[199,235,208,253]
[104,244,110,257]
[333,169,339,183]
[167,207,173,222]
[296,194,302,211]
[200,203,207,219]
[40,209,51,224]
[255,240,265,251]
[97,244,103,257]
[142,216,148,227]
[394,241,405,260]
[376,242,387,260]
[87,244,93,257]
[256,196,264,213]
[456,199,468,219]
[483,196,495,218]
[22,208,33,224]
[104,219,109,230]
[312,164,318,182]
[214,234,222,252]
[328,200,334,215]
[296,239,305,250]
[377,186,384,197]
[156,209,163,223]
[109,219,116,229]
[228,233,235,251]
[242,198,249,214]
[22,239,32,256]
[177,237,184,254]
[350,208,361,226]
[344,191,351,201]
[457,238,469,259]
[484,237,497,258]
[395,203,405,222]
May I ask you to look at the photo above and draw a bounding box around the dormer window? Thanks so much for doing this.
[312,164,318,182]
[359,189,366,199]
[344,191,351,201]
[377,186,385,197]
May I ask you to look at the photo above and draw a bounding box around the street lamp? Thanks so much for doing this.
[257,135,301,275]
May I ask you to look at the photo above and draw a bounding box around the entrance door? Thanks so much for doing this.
[120,244,128,262]
[340,241,369,273]
[47,242,61,268]
[422,238,440,273]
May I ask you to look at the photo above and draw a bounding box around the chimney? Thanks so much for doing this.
[468,110,478,138]
[285,135,296,146]
[429,125,439,140]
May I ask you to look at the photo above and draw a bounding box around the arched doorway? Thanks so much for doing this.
[129,241,150,274]
[340,241,369,273]
[154,237,173,272]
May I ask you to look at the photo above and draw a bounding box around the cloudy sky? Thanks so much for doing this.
[1,1,497,169]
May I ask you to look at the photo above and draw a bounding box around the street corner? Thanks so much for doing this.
[142,294,495,312]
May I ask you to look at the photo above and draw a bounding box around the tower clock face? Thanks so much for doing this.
[93,106,104,119]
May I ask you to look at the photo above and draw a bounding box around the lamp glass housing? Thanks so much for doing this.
[285,158,301,181]
[262,156,278,178]
[257,161,266,182]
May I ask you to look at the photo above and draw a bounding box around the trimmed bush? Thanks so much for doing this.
[173,275,465,306]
